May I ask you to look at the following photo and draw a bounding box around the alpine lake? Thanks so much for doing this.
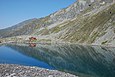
[0,43,115,77]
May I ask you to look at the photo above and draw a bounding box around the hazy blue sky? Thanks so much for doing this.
[0,0,76,29]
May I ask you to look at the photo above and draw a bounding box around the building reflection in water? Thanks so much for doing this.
[29,43,36,47]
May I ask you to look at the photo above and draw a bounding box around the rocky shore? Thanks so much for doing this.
[0,64,77,77]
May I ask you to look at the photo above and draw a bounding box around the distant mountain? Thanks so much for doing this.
[0,0,115,46]
[0,18,42,37]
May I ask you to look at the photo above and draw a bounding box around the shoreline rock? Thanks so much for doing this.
[0,64,78,77]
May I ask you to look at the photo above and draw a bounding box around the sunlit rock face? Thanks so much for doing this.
[50,0,96,22]
[99,0,113,3]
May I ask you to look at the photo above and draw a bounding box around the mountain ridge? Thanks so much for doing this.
[0,0,115,46]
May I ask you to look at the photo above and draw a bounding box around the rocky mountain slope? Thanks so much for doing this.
[0,0,115,46]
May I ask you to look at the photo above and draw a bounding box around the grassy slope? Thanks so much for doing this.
[1,1,115,46]
[34,3,115,45]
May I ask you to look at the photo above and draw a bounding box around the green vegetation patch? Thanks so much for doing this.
[101,40,108,44]
[50,26,61,33]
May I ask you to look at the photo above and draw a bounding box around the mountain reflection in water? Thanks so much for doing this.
[5,44,115,77]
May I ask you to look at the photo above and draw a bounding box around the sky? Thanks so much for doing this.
[0,0,76,29]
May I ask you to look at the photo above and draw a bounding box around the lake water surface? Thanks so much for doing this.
[0,43,115,77]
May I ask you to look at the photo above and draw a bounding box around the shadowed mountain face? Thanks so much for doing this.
[0,0,115,45]
[6,44,115,77]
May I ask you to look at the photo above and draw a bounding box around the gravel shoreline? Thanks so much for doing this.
[0,64,78,77]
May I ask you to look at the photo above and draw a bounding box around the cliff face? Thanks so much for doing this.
[0,0,115,46]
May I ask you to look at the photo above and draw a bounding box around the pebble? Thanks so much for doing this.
[0,64,78,77]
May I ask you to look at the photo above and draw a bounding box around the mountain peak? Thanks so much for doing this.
[0,0,115,46]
